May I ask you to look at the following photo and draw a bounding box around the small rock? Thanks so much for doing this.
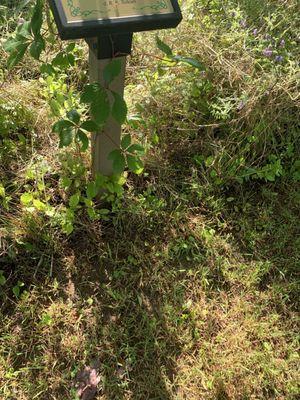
[75,364,101,400]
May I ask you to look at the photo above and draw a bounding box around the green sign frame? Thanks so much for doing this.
[48,0,182,40]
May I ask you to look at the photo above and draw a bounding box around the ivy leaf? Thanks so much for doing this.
[156,36,173,56]
[59,127,74,148]
[66,42,76,52]
[127,154,144,175]
[81,84,110,125]
[127,143,145,156]
[86,182,98,199]
[108,149,126,174]
[121,134,131,150]
[40,63,55,75]
[112,91,127,124]
[103,59,122,85]
[80,120,99,132]
[69,192,80,208]
[31,0,43,38]
[4,35,28,52]
[29,35,45,60]
[67,109,80,124]
[7,42,29,69]
[52,52,71,69]
[49,99,62,117]
[53,118,75,148]
[76,129,89,151]
[67,53,75,66]
[17,21,32,38]
[52,119,73,133]
[173,55,206,70]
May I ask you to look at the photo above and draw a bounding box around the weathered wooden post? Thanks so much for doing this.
[48,0,182,176]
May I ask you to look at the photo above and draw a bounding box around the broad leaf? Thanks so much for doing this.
[81,84,110,125]
[76,129,89,151]
[59,127,74,148]
[69,192,80,208]
[80,120,99,132]
[127,154,144,175]
[127,143,145,155]
[121,134,131,150]
[112,91,127,124]
[52,119,73,133]
[173,55,206,70]
[29,35,45,60]
[103,59,122,85]
[7,42,29,69]
[86,182,98,199]
[108,149,126,174]
[4,35,28,52]
[156,36,173,56]
[67,109,80,124]
[31,0,43,37]
[40,63,56,75]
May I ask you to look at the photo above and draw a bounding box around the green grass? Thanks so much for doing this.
[0,0,299,399]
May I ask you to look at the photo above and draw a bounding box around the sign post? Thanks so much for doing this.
[48,0,182,176]
[88,41,127,176]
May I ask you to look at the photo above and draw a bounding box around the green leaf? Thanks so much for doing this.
[17,21,32,38]
[80,120,99,132]
[0,184,5,198]
[127,154,144,175]
[49,99,62,117]
[173,55,206,70]
[33,199,47,211]
[112,92,127,124]
[80,83,98,103]
[52,52,71,69]
[156,36,173,56]
[69,192,80,208]
[7,42,29,69]
[13,284,21,298]
[31,0,43,37]
[121,134,131,150]
[40,63,55,75]
[4,35,27,52]
[103,59,122,85]
[127,143,145,155]
[52,119,74,133]
[67,53,75,66]
[58,128,74,148]
[0,271,6,286]
[86,182,98,199]
[66,42,76,52]
[108,149,126,174]
[81,84,110,125]
[20,192,33,206]
[76,130,89,151]
[67,109,80,124]
[29,35,45,60]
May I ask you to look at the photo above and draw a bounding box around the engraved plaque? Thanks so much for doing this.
[62,0,174,23]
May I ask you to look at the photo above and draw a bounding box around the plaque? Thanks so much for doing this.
[48,0,182,39]
[62,1,174,22]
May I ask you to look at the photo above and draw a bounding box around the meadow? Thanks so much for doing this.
[0,0,299,399]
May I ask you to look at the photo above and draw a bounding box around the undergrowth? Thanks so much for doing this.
[0,1,299,399]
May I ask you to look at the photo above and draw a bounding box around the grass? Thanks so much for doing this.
[0,0,299,399]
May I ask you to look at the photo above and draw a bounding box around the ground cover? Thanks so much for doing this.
[0,0,299,399]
